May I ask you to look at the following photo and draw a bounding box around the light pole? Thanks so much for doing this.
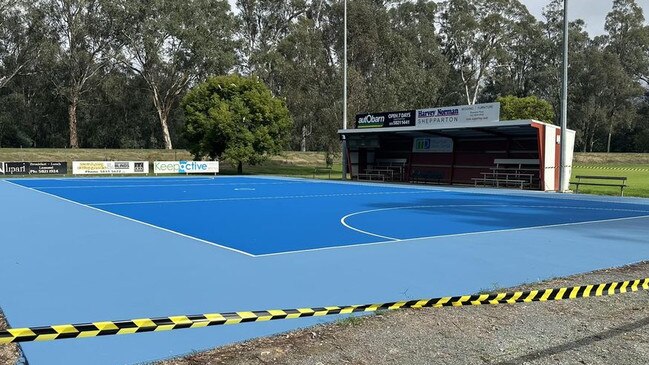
[559,0,569,192]
[341,0,348,180]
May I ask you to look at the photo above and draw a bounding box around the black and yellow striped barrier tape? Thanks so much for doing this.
[1,278,648,344]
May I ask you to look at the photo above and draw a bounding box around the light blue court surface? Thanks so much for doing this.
[1,176,649,364]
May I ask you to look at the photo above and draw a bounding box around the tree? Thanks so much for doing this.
[112,0,237,150]
[605,0,649,83]
[0,0,44,89]
[182,75,293,174]
[497,95,555,123]
[439,0,530,105]
[44,0,120,148]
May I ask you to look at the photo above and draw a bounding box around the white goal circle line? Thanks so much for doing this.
[340,204,649,241]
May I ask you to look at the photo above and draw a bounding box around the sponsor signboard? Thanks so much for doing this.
[153,161,219,174]
[0,162,68,175]
[416,102,500,127]
[355,110,416,129]
[72,161,149,175]
[413,137,454,153]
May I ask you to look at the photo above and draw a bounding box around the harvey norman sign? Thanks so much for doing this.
[355,110,415,129]
[154,161,219,174]
[416,102,500,127]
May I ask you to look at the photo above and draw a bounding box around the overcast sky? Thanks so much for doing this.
[227,1,649,37]
[518,0,649,36]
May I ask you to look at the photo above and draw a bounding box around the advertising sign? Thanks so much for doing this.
[153,161,219,174]
[416,102,500,127]
[355,110,416,129]
[413,137,454,153]
[0,162,68,175]
[72,161,149,175]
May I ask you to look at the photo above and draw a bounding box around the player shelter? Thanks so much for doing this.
[339,103,576,192]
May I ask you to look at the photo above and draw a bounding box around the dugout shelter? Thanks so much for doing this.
[339,103,576,192]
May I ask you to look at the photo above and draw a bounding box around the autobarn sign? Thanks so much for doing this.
[0,162,68,175]
[355,110,416,129]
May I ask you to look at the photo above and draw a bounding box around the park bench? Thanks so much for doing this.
[570,175,628,196]
[313,167,332,179]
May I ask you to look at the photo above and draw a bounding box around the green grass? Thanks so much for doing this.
[571,164,649,198]
[0,148,343,179]
[2,149,648,197]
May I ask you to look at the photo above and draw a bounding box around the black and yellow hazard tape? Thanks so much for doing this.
[1,278,648,344]
[574,165,649,172]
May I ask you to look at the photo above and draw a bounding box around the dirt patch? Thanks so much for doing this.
[158,262,649,365]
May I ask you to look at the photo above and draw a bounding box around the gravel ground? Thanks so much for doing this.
[0,309,20,365]
[1,262,648,365]
[158,261,649,365]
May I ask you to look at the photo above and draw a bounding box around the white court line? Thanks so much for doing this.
[257,213,649,258]
[340,204,649,243]
[3,180,256,258]
[89,190,439,206]
[31,181,304,189]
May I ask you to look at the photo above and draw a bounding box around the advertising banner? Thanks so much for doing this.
[0,162,68,175]
[355,110,416,129]
[153,161,219,174]
[412,137,454,153]
[416,102,500,127]
[72,161,149,175]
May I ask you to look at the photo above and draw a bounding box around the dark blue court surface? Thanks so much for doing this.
[2,176,649,364]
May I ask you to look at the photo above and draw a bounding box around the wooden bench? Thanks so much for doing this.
[472,177,528,189]
[570,175,628,196]
[357,173,385,182]
[313,167,332,179]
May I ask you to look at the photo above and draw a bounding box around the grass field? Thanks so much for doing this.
[0,149,647,196]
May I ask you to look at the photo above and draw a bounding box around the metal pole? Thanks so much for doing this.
[559,0,569,192]
[341,0,349,180]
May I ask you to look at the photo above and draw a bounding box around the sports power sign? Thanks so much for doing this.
[413,137,454,153]
[154,161,219,174]
[0,162,67,175]
[72,161,149,175]
[355,110,416,129]
[416,102,500,127]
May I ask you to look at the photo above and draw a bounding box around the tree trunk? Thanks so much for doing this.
[158,108,173,150]
[237,161,243,174]
[301,126,307,152]
[607,122,614,153]
[68,97,79,148]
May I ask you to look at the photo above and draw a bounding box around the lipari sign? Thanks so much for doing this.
[416,102,500,127]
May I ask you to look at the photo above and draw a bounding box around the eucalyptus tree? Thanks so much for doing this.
[42,0,121,148]
[0,0,46,89]
[112,0,237,150]
[605,0,649,83]
[438,0,531,105]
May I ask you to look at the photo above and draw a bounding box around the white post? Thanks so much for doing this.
[341,0,349,180]
[559,0,569,192]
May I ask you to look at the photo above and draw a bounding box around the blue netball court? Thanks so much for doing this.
[1,176,649,364]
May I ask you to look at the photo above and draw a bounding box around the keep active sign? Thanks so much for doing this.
[73,161,149,175]
[416,102,500,127]
[154,161,219,174]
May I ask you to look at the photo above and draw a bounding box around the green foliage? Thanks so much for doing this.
[182,75,292,173]
[497,95,555,123]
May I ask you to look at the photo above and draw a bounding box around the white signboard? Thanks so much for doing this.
[154,161,219,174]
[416,102,500,127]
[413,137,454,153]
[73,161,149,175]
